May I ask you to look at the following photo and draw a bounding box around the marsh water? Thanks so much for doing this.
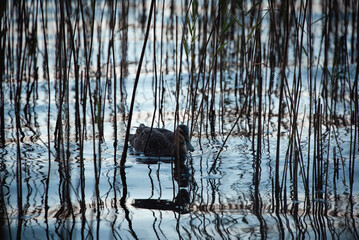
[1,0,359,239]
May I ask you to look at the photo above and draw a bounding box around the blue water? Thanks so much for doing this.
[1,0,358,239]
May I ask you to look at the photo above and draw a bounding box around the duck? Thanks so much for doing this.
[129,124,195,159]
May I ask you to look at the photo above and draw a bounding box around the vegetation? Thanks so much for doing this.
[0,0,357,238]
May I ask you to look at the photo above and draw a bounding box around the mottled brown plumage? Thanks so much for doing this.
[129,124,194,158]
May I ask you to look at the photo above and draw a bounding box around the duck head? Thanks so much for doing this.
[175,125,195,155]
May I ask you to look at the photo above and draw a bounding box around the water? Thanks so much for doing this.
[2,132,358,239]
[1,0,359,239]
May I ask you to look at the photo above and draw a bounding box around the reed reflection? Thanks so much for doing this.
[0,0,358,239]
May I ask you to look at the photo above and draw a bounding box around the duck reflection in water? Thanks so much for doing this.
[132,164,192,213]
[132,188,191,214]
[129,124,195,164]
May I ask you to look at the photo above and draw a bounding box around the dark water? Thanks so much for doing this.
[1,0,358,239]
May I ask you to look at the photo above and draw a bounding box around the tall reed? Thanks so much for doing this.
[0,1,357,237]
[120,0,155,166]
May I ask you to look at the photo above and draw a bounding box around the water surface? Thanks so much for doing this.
[1,0,358,239]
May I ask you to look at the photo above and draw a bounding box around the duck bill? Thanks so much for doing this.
[186,141,195,152]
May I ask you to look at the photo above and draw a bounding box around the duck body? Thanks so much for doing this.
[129,124,194,158]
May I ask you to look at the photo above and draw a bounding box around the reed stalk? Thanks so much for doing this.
[39,0,52,234]
[120,0,155,166]
[0,1,357,237]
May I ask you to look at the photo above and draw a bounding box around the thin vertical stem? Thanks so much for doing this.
[120,0,155,166]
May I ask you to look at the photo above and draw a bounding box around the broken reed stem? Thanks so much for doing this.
[209,97,248,173]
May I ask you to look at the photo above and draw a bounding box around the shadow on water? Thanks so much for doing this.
[1,0,359,239]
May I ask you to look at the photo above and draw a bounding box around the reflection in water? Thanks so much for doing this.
[132,155,192,214]
[0,146,358,239]
[1,0,359,239]
[120,167,138,239]
[132,189,190,214]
